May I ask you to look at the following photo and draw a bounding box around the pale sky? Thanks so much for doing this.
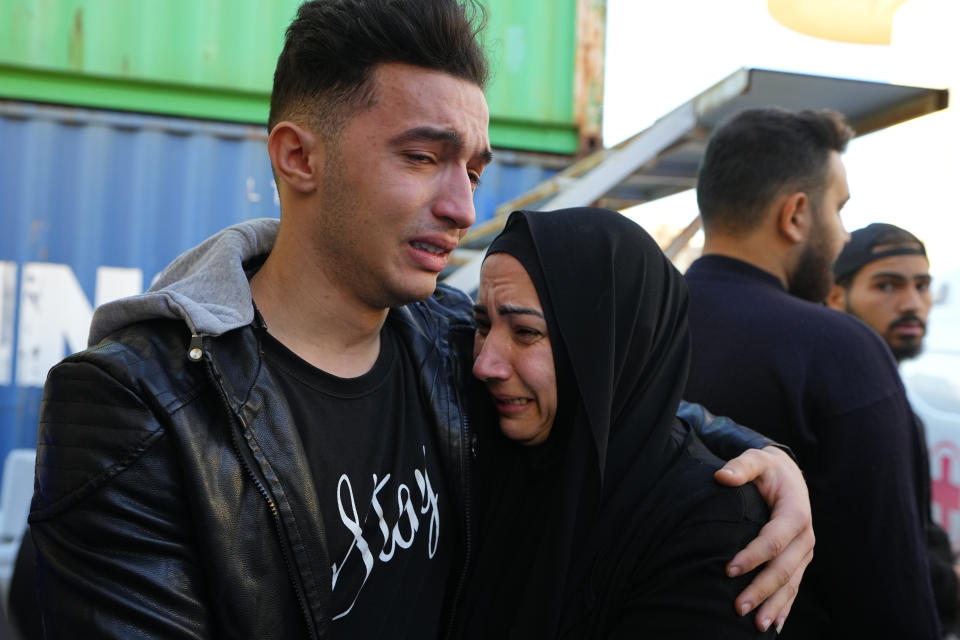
[602,0,960,277]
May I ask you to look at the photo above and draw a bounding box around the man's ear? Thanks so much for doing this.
[776,191,810,245]
[825,283,847,311]
[267,122,320,194]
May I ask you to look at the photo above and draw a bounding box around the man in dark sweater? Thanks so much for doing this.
[684,108,940,639]
[827,223,958,636]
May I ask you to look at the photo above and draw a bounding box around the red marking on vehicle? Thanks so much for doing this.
[931,441,960,534]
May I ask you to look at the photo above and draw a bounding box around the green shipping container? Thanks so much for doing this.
[0,0,604,154]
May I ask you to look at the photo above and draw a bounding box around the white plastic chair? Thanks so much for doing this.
[0,448,37,610]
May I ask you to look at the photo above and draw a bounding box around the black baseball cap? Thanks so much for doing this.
[832,223,926,283]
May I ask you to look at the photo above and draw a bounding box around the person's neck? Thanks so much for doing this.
[701,233,791,289]
[250,235,388,378]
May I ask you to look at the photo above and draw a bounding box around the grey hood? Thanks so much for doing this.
[89,218,279,346]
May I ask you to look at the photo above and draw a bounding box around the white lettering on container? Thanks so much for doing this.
[0,262,16,386]
[14,263,142,386]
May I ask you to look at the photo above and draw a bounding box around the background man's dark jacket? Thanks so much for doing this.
[684,255,940,640]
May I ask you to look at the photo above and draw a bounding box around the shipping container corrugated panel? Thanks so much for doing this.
[0,0,598,154]
[0,100,562,467]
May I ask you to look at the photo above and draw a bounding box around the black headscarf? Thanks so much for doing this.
[457,207,693,638]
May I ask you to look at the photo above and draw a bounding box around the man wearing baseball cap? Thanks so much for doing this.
[828,223,932,362]
[827,223,958,637]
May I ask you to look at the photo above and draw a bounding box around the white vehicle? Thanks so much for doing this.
[902,268,960,550]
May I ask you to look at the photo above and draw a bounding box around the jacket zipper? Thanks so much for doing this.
[228,417,319,639]
[200,342,320,640]
[443,353,474,639]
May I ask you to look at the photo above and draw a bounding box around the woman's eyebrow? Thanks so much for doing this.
[472,303,544,319]
[498,304,544,319]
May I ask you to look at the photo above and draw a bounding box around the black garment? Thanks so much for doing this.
[7,528,41,640]
[29,284,479,640]
[261,322,451,637]
[931,519,959,637]
[914,412,960,636]
[455,208,774,639]
[684,254,939,639]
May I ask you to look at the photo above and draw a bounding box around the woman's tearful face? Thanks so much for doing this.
[472,253,557,446]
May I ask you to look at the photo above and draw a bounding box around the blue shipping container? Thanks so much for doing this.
[0,99,563,471]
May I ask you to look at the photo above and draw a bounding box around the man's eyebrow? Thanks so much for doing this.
[391,126,493,164]
[869,272,908,282]
[392,126,463,148]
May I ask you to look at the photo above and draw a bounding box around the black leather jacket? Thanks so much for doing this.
[30,285,479,639]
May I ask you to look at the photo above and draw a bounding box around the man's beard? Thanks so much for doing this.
[886,315,926,362]
[843,302,927,363]
[890,340,924,362]
[789,219,834,303]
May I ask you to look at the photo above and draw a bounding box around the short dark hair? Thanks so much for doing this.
[268,0,489,137]
[696,108,854,234]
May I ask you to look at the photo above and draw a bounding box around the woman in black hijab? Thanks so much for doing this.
[457,207,775,638]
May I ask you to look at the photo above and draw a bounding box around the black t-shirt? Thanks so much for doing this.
[261,322,451,638]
